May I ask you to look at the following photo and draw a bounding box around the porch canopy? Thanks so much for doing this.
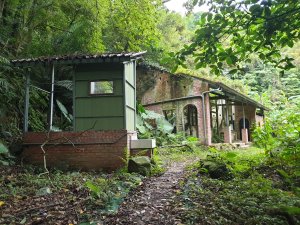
[179,74,268,111]
[11,52,146,132]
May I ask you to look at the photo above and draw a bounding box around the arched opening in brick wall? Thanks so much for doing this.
[183,104,198,137]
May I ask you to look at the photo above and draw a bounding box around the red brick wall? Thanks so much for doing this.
[137,67,211,144]
[234,105,256,140]
[22,130,131,171]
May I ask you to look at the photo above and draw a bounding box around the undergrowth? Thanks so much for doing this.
[176,147,300,225]
[0,165,143,223]
[157,143,207,166]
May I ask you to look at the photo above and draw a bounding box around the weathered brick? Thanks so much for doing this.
[21,130,131,171]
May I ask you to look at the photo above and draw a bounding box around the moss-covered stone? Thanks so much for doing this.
[200,159,229,179]
[128,156,151,176]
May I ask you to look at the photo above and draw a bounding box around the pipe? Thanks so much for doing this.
[201,87,221,145]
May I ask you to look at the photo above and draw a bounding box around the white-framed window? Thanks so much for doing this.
[90,81,114,95]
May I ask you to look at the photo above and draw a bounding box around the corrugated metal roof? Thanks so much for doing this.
[11,52,146,65]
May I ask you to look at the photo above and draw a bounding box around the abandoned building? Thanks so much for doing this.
[12,52,155,171]
[11,51,266,170]
[136,64,266,146]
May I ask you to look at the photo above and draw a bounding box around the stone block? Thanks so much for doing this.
[130,139,156,149]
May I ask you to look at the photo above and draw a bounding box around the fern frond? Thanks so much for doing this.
[55,80,73,91]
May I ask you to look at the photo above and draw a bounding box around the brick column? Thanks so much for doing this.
[205,94,212,145]
[223,126,232,143]
[242,128,248,144]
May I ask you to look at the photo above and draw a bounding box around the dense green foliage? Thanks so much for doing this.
[176,147,300,225]
[175,0,300,74]
[0,0,163,57]
[0,1,183,143]
[253,101,300,158]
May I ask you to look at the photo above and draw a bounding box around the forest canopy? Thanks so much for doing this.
[175,0,300,74]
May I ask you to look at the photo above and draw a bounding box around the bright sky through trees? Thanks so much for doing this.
[164,0,208,15]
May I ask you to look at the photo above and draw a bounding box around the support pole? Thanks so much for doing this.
[241,102,248,144]
[23,73,30,132]
[181,106,185,137]
[242,102,245,129]
[224,100,232,143]
[49,64,55,131]
[216,100,219,135]
[225,100,229,126]
[72,67,76,131]
[202,93,207,144]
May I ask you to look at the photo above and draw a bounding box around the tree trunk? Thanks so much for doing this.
[0,0,6,22]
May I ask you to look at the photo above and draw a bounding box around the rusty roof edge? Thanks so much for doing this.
[186,76,268,110]
[11,51,147,64]
[207,81,268,110]
[137,63,267,110]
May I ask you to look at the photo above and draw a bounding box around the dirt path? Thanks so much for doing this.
[104,161,190,225]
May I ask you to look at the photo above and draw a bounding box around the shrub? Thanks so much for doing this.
[252,103,300,159]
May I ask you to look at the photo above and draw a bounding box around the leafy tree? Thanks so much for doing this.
[0,0,168,140]
[103,0,161,52]
[174,0,300,74]
[147,10,193,68]
[1,0,163,58]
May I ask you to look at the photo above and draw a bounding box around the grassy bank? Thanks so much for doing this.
[175,147,300,225]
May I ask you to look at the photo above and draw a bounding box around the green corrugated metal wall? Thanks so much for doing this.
[124,61,136,131]
[73,63,126,131]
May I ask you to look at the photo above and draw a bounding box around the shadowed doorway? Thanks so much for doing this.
[183,104,198,137]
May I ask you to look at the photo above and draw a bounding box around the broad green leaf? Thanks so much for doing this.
[0,143,8,154]
[56,99,72,122]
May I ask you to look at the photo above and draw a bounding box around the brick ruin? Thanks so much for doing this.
[136,65,266,145]
[14,54,265,171]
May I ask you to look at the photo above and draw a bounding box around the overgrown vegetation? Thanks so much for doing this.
[175,147,300,225]
[0,165,144,224]
[0,0,300,224]
[253,100,300,159]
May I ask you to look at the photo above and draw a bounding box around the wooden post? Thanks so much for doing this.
[23,73,30,132]
[48,64,55,130]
